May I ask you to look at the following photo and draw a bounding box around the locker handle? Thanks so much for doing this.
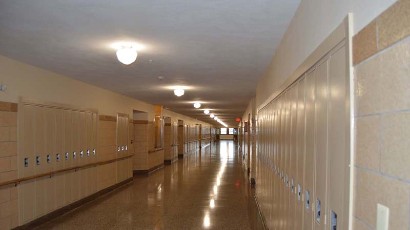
[121,146,125,151]
[305,190,310,209]
[316,199,321,223]
[117,146,121,152]
[87,150,90,157]
[36,156,40,165]
[73,151,77,159]
[80,151,84,158]
[56,153,61,162]
[47,154,51,163]
[65,152,69,160]
[24,158,29,167]
[93,149,96,155]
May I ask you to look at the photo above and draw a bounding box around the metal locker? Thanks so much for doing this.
[295,77,306,230]
[44,107,56,213]
[289,85,298,230]
[314,60,329,230]
[92,113,98,163]
[63,110,73,203]
[18,104,36,224]
[328,47,349,230]
[54,109,65,209]
[304,69,316,230]
[34,106,46,218]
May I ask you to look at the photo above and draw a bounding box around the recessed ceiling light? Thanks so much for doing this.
[193,102,201,108]
[210,113,215,118]
[204,109,210,114]
[174,88,184,97]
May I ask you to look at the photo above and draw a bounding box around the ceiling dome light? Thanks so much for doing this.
[174,88,185,97]
[210,113,215,118]
[204,109,210,115]
[193,102,201,108]
[116,46,138,65]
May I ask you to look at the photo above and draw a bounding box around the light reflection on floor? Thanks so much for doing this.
[36,141,265,230]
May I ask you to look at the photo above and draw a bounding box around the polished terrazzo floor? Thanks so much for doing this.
[36,141,265,230]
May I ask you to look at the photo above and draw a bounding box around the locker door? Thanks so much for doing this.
[289,85,298,230]
[54,109,65,209]
[19,104,36,224]
[304,69,316,230]
[314,61,329,230]
[34,106,46,218]
[285,91,292,230]
[328,47,349,230]
[63,110,73,204]
[45,107,56,213]
[71,111,80,201]
[295,77,306,230]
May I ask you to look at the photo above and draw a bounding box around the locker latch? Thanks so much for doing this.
[24,158,29,167]
[47,154,51,163]
[316,199,321,223]
[36,156,40,165]
[56,153,60,162]
[80,151,84,158]
[87,149,90,157]
[65,152,69,160]
[73,151,76,159]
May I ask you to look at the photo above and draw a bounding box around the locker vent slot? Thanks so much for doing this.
[305,190,310,209]
[316,199,321,223]
[298,184,302,200]
[331,211,337,230]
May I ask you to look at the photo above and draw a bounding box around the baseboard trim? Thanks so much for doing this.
[14,177,133,229]
[164,158,178,165]
[133,164,164,175]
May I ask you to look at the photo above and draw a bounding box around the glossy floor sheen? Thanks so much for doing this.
[35,141,265,230]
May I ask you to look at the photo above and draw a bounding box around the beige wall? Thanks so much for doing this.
[256,0,397,106]
[353,1,410,229]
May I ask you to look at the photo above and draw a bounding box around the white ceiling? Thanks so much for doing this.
[0,0,300,127]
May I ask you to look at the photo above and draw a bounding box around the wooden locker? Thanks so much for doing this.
[328,47,349,230]
[304,69,316,230]
[295,77,306,230]
[314,60,329,230]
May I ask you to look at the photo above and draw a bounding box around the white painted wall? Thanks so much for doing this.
[256,0,397,106]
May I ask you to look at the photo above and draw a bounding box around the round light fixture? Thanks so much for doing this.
[116,46,138,65]
[193,102,201,108]
[174,88,185,97]
[204,109,210,115]
[213,116,218,120]
[210,113,215,118]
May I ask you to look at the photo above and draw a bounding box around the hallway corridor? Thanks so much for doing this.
[35,141,264,230]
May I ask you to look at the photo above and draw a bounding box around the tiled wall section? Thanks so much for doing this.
[0,102,18,229]
[353,0,410,229]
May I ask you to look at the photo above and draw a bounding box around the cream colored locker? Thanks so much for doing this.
[44,107,56,214]
[328,47,349,230]
[314,60,329,230]
[63,110,73,204]
[18,104,36,224]
[34,106,46,218]
[71,111,80,201]
[285,91,292,230]
[54,109,65,209]
[289,85,298,230]
[295,77,306,230]
[92,113,98,164]
[304,69,316,230]
[84,112,93,196]
[79,111,87,199]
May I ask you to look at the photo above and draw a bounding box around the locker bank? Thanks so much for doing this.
[0,0,408,229]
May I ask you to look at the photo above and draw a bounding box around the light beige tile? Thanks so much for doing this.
[355,39,410,115]
[377,0,410,50]
[381,111,410,180]
[0,112,17,127]
[355,116,381,170]
[0,142,17,158]
[0,127,9,142]
[353,217,372,230]
[354,169,410,229]
[353,21,378,65]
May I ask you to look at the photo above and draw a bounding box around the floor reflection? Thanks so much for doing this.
[36,141,265,230]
